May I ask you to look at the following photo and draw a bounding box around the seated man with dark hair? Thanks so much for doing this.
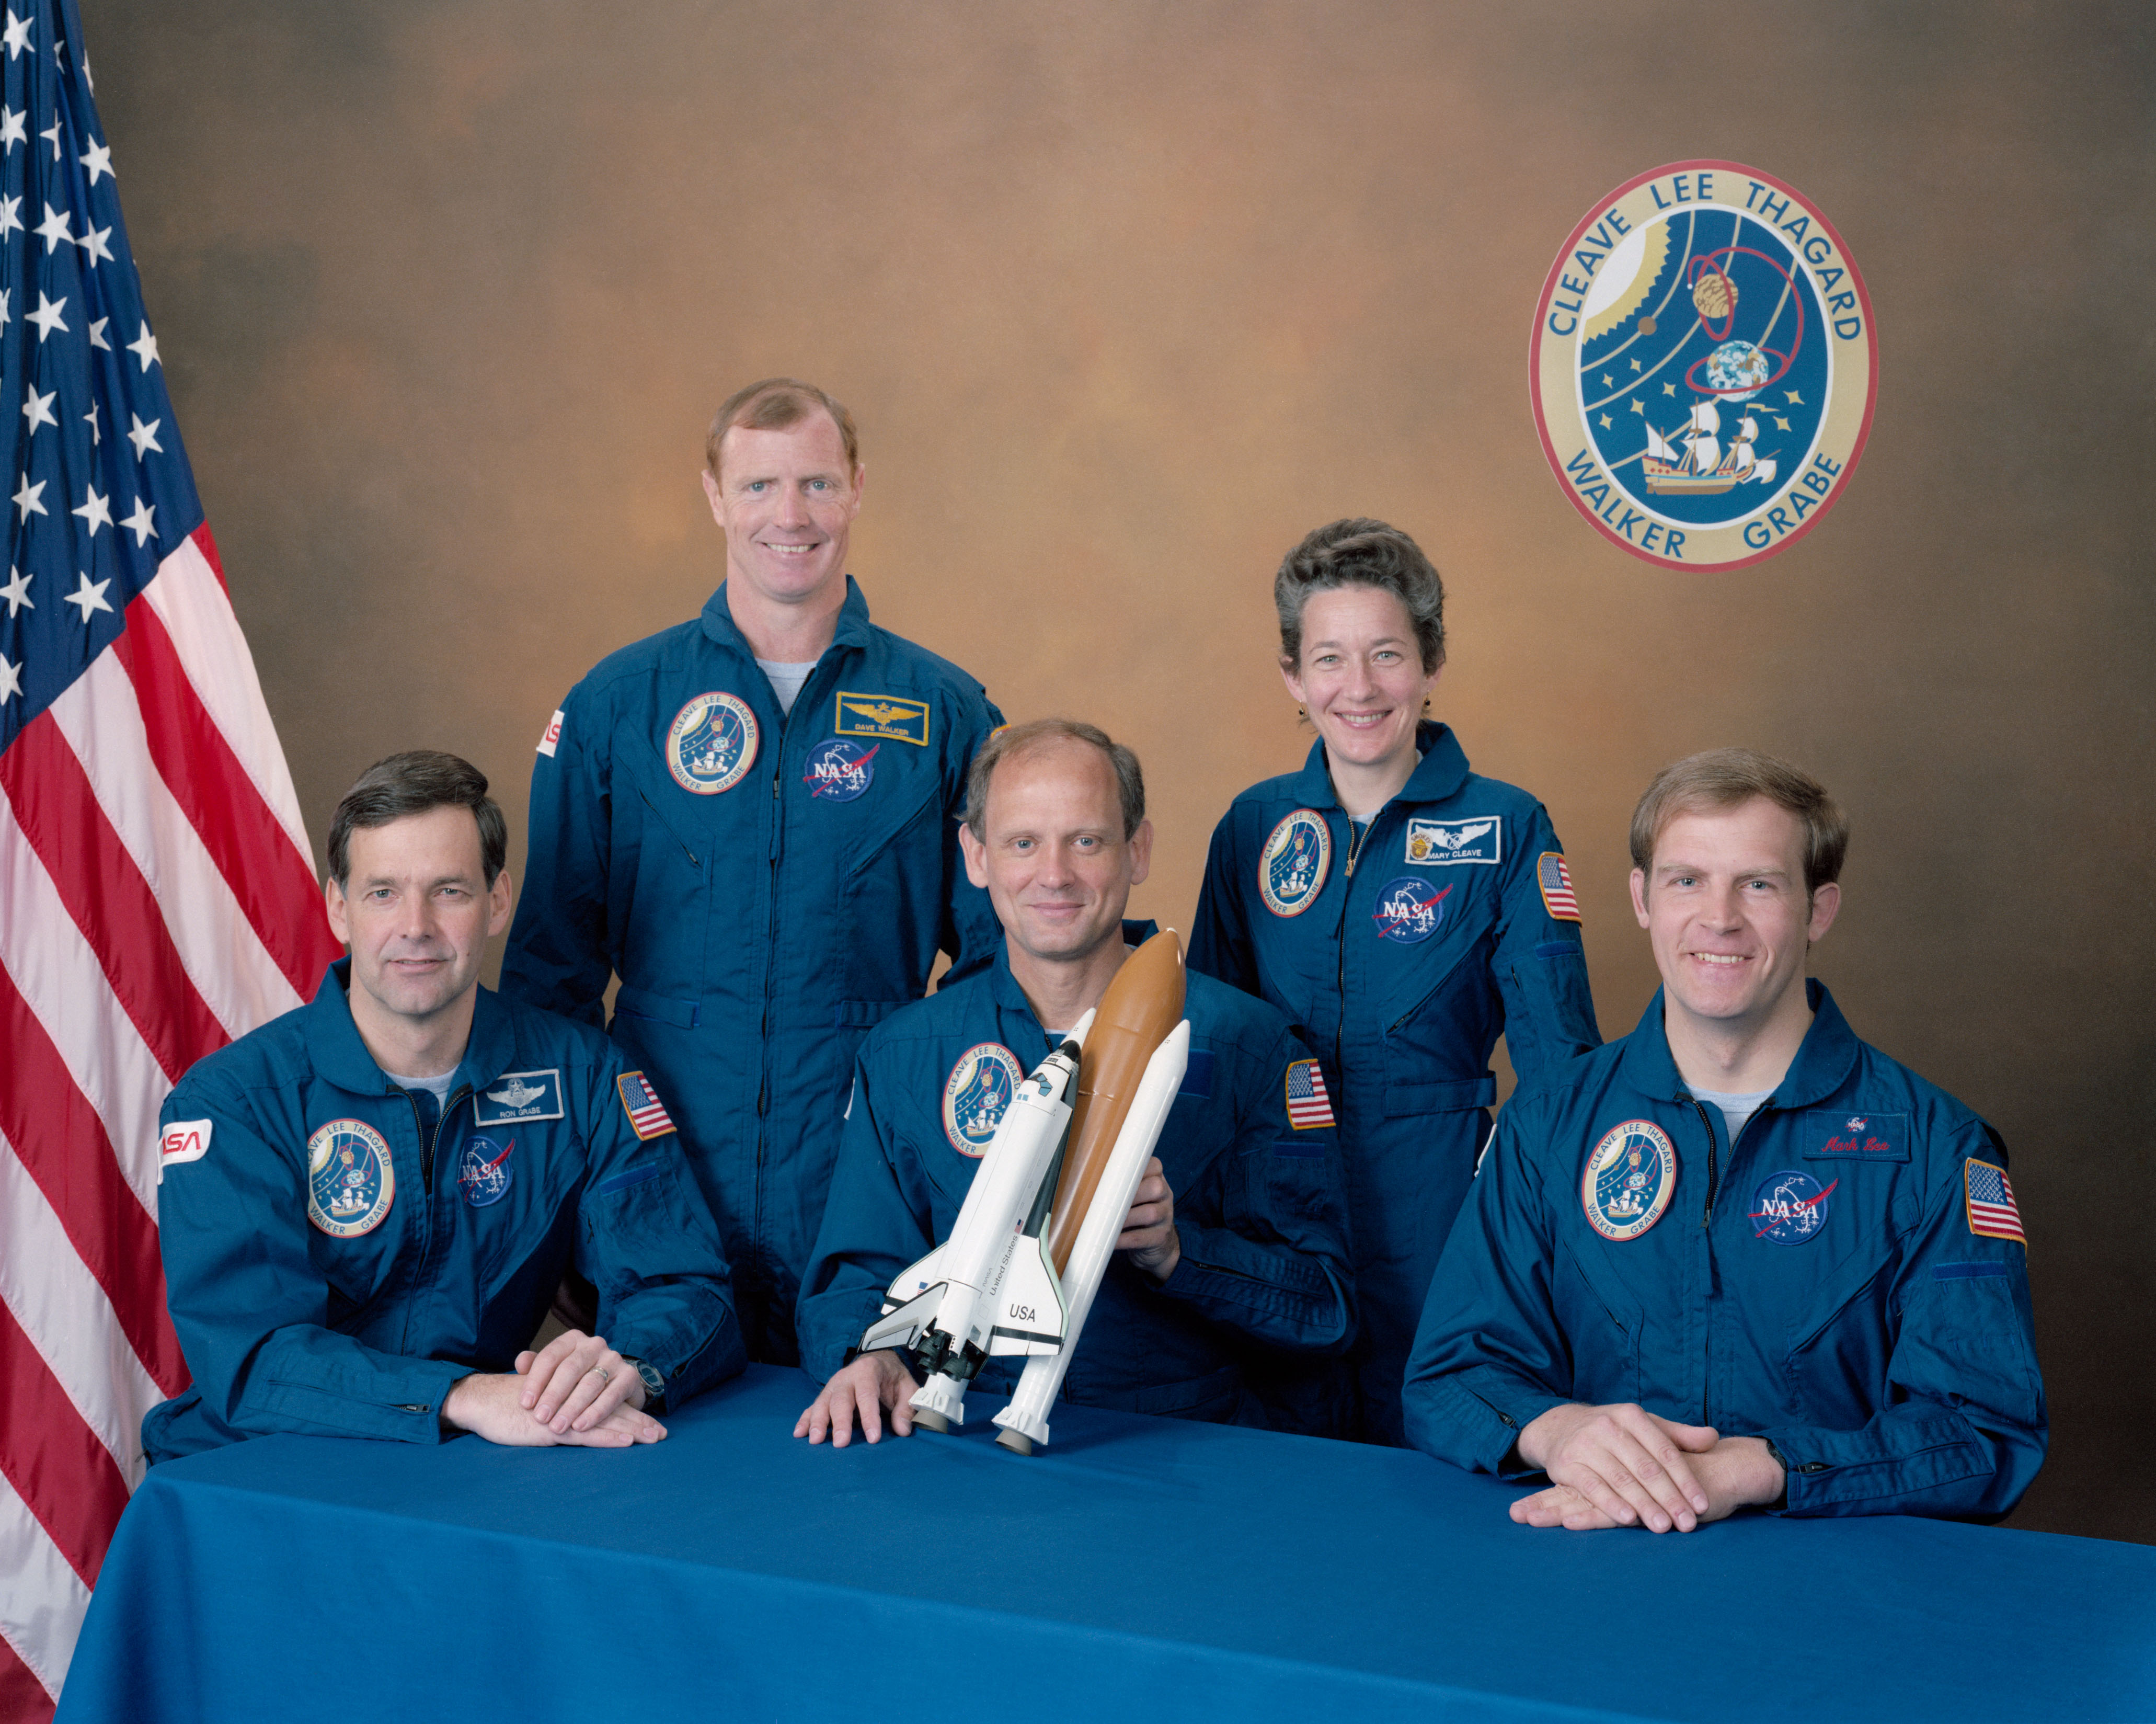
[794,719,1354,1444]
[146,750,743,1460]
[1404,748,2044,1527]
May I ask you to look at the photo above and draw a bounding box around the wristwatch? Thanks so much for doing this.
[624,1356,667,1414]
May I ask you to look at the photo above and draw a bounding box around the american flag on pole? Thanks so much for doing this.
[0,4,339,1714]
[1283,1059,1336,1131]
[1964,1158,2027,1247]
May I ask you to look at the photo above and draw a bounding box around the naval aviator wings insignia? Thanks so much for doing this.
[835,691,931,746]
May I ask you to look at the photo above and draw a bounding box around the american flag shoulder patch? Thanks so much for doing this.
[1284,1059,1336,1130]
[1536,852,1581,922]
[1964,1157,2026,1246]
[616,1071,677,1141]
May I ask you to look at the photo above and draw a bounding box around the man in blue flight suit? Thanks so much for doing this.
[1404,749,2045,1526]
[794,720,1354,1443]
[147,752,743,1460]
[501,379,1004,1365]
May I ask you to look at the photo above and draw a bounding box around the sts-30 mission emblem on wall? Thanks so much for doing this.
[1531,161,1876,570]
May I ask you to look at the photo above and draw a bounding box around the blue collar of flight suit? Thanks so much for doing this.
[985,918,1162,1049]
[1615,977,1863,1108]
[1286,720,1472,809]
[698,575,876,658]
[302,958,522,1099]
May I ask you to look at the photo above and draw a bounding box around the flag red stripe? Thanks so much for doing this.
[0,714,229,1083]
[110,595,338,1002]
[0,967,187,1395]
[0,1302,130,1591]
[0,1631,56,1721]
[192,518,227,588]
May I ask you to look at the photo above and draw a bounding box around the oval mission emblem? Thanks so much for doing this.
[307,1119,396,1238]
[1531,161,1875,569]
[942,1043,1024,1157]
[1259,809,1331,917]
[1580,1120,1677,1242]
[667,692,759,794]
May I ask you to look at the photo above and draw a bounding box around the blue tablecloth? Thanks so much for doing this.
[58,1366,2156,1723]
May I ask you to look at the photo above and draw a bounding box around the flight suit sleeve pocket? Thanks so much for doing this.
[614,986,699,1029]
[1382,1072,1498,1118]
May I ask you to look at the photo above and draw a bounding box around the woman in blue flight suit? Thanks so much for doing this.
[1190,519,1601,1444]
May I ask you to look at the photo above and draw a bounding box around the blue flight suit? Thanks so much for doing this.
[1403,983,2046,1520]
[501,576,1004,1366]
[145,962,744,1462]
[1190,722,1600,1443]
[796,926,1355,1423]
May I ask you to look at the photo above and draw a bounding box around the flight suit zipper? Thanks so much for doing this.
[396,1083,471,1354]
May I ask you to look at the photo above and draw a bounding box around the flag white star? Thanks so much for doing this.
[75,222,110,266]
[120,496,156,546]
[0,106,21,152]
[0,565,30,616]
[39,116,58,163]
[12,475,44,519]
[84,401,99,445]
[2,10,31,60]
[62,572,111,622]
[126,321,158,371]
[0,654,20,704]
[32,200,69,251]
[25,291,65,341]
[71,484,111,535]
[0,289,9,330]
[126,413,161,459]
[21,383,54,432]
[0,193,19,239]
[78,137,111,184]
[87,314,107,349]
[82,55,91,93]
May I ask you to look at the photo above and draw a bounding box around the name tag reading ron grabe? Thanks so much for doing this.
[473,1070,565,1126]
[1530,160,1876,570]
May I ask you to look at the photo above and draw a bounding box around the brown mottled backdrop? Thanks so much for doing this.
[90,1,2152,1539]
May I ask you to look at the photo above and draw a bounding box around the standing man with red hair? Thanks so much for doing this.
[505,380,1004,1366]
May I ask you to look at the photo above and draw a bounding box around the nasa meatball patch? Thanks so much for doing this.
[1750,1169,1835,1246]
[1580,1120,1676,1242]
[802,737,877,802]
[1531,161,1875,569]
[667,691,759,794]
[1371,878,1452,944]
[943,1043,1024,1157]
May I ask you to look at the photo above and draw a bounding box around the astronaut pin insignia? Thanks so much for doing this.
[306,1120,396,1238]
[1581,1120,1676,1241]
[943,1043,1023,1157]
[1531,161,1876,569]
[667,692,758,794]
[1259,809,1330,917]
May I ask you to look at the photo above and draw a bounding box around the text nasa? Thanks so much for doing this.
[1547,170,1863,555]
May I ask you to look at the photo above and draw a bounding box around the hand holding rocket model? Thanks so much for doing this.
[795,1153,1177,1446]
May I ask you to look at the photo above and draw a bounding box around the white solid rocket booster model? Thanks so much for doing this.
[856,931,1190,1454]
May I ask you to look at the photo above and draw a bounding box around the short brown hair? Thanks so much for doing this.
[1275,518,1446,672]
[964,719,1145,842]
[1629,748,1848,896]
[704,377,859,478]
[327,750,507,888]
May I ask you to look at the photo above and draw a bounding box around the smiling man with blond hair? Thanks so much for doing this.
[1403,748,2045,1527]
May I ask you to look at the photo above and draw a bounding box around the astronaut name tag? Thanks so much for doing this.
[474,1069,564,1126]
[1405,816,1501,865]
[1802,1110,1908,1161]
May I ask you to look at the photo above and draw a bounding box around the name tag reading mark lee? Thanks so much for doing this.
[473,1069,565,1126]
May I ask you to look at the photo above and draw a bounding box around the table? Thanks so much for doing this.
[56,1366,2156,1723]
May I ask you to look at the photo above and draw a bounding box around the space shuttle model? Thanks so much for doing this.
[856,931,1190,1454]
